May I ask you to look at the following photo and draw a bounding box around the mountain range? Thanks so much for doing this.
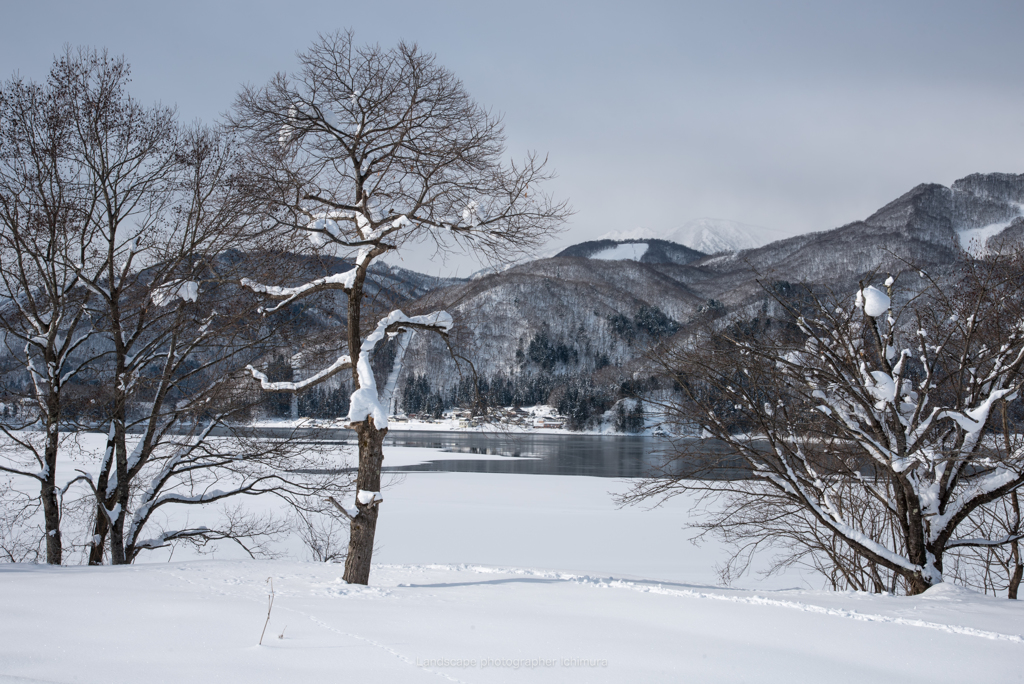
[395,173,1024,396]
[269,172,1024,424]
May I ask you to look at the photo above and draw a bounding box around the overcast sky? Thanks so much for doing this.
[3,0,1023,276]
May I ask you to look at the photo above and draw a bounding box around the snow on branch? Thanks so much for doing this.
[347,309,452,429]
[328,495,358,521]
[241,267,358,314]
[151,280,199,307]
[304,212,352,246]
[133,527,212,551]
[946,532,1024,549]
[325,490,383,522]
[856,285,890,318]
[246,353,352,393]
[658,268,1024,592]
[379,328,413,415]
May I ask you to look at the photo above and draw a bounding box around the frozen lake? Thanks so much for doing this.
[248,429,751,479]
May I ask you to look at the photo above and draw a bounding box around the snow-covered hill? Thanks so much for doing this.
[948,174,1024,255]
[601,218,793,254]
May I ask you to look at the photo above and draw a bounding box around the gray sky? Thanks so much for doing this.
[3,0,1023,276]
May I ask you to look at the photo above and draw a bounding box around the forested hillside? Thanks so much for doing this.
[386,172,1024,427]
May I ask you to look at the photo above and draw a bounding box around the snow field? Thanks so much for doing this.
[2,557,1024,683]
[2,439,1024,682]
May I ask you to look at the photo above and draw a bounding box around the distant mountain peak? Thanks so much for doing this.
[596,226,659,242]
[600,218,792,254]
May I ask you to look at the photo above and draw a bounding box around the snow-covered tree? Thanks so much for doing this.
[229,31,568,584]
[633,256,1024,595]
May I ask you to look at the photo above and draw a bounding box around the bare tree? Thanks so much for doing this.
[946,493,1024,597]
[0,58,103,564]
[628,253,1024,595]
[229,31,568,584]
[292,495,352,563]
[10,49,349,566]
[0,479,43,563]
[944,401,1024,597]
[34,48,177,564]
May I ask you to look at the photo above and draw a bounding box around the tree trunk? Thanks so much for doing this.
[1009,542,1022,600]
[108,415,129,565]
[343,420,386,585]
[1010,491,1022,599]
[41,479,62,565]
[88,509,108,565]
[88,429,114,565]
[905,570,934,596]
[109,508,127,565]
[41,411,62,564]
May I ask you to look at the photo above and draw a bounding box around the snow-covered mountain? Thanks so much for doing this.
[237,172,1024,423]
[402,172,1024,392]
[948,174,1024,256]
[600,218,792,255]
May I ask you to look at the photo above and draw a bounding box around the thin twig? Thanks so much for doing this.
[259,577,275,645]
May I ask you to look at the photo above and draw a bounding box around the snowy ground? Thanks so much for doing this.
[3,442,1024,682]
[4,557,1023,683]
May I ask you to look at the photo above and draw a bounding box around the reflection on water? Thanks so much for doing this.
[380,431,750,479]
[234,426,750,479]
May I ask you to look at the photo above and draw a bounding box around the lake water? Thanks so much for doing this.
[195,425,752,479]
[385,431,669,478]
[270,429,749,479]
